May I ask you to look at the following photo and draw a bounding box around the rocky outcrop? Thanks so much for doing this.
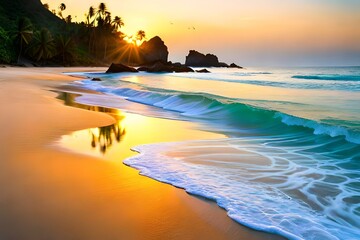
[185,50,242,68]
[185,50,220,67]
[196,69,210,73]
[138,61,194,73]
[106,63,138,73]
[229,63,243,68]
[139,36,169,64]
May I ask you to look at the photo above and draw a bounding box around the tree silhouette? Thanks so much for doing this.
[97,3,107,20]
[28,28,56,62]
[13,17,33,63]
[86,6,96,27]
[136,30,146,41]
[112,16,124,31]
[65,15,72,23]
[59,3,66,11]
[58,3,66,20]
[56,35,75,65]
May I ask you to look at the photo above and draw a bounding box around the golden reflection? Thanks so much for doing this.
[58,91,224,161]
[89,121,126,154]
[57,91,127,154]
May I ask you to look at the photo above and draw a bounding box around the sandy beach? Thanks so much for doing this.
[0,67,284,240]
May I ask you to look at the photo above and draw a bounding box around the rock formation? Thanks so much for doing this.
[139,36,169,64]
[185,50,242,68]
[106,63,138,73]
[229,63,243,68]
[185,50,220,67]
[196,69,211,73]
[138,61,194,73]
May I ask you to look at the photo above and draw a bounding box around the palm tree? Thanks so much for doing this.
[65,15,72,23]
[104,11,112,25]
[56,35,75,65]
[97,3,107,20]
[58,3,66,19]
[112,16,124,31]
[28,28,56,62]
[86,6,96,27]
[86,6,97,53]
[13,17,33,63]
[59,3,66,11]
[136,30,146,45]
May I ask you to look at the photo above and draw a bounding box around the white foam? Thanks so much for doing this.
[124,139,360,240]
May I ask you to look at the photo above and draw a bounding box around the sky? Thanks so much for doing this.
[42,0,360,66]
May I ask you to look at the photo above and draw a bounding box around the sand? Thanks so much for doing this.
[0,67,284,240]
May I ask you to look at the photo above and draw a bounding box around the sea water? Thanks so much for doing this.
[70,67,360,240]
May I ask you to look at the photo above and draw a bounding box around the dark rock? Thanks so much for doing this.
[138,61,194,73]
[139,36,169,64]
[106,63,138,73]
[185,50,243,68]
[173,62,182,67]
[145,61,173,73]
[173,65,194,73]
[229,63,243,68]
[196,69,210,73]
[137,66,149,72]
[91,77,101,81]
[185,50,220,67]
[218,62,229,67]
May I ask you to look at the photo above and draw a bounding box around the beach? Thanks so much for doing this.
[0,67,283,240]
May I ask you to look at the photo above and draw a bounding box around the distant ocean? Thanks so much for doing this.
[71,66,360,240]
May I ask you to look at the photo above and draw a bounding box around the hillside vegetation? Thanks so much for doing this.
[0,0,149,66]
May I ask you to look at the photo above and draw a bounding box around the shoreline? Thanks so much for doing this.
[0,67,284,240]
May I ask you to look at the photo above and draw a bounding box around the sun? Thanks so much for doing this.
[124,35,143,46]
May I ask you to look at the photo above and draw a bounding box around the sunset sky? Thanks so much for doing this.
[42,0,360,66]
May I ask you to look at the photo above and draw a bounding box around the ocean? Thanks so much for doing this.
[70,66,360,240]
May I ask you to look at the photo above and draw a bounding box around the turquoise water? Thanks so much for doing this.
[71,67,360,240]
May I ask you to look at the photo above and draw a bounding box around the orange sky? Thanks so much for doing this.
[42,0,360,66]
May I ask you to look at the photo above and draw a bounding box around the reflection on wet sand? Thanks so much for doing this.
[57,91,126,154]
[90,122,126,154]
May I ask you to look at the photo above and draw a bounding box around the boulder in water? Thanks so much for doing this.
[106,63,138,73]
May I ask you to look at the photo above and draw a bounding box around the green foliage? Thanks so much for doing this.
[0,27,14,63]
[27,28,56,62]
[0,0,141,66]
[13,17,33,62]
[55,35,75,65]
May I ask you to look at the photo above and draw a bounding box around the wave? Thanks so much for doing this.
[292,74,360,81]
[81,81,360,145]
[165,72,360,91]
[77,78,360,239]
[124,139,360,240]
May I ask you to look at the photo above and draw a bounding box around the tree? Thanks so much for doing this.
[59,3,66,11]
[112,16,124,31]
[136,30,146,43]
[0,27,13,63]
[58,3,66,20]
[86,6,96,27]
[97,3,107,20]
[43,3,49,10]
[13,17,33,63]
[65,15,72,23]
[56,35,75,65]
[28,28,56,62]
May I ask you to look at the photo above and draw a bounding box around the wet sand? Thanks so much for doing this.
[0,67,284,240]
